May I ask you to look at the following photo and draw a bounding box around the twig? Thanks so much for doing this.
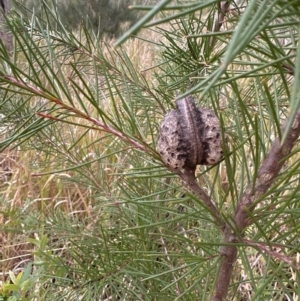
[243,239,300,270]
[177,169,226,229]
[1,74,152,154]
[210,1,231,48]
[212,108,300,301]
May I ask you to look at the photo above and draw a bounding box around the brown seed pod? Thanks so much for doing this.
[157,95,223,172]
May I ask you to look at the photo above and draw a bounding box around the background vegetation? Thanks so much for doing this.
[11,0,145,36]
[1,0,300,300]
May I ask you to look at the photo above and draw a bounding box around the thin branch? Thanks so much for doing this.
[235,109,300,230]
[0,74,152,154]
[212,108,300,301]
[243,239,300,269]
[210,1,231,48]
[177,169,226,229]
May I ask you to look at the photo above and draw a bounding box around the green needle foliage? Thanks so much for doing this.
[1,1,300,300]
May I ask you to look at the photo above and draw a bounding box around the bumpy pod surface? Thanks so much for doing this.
[157,96,223,172]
